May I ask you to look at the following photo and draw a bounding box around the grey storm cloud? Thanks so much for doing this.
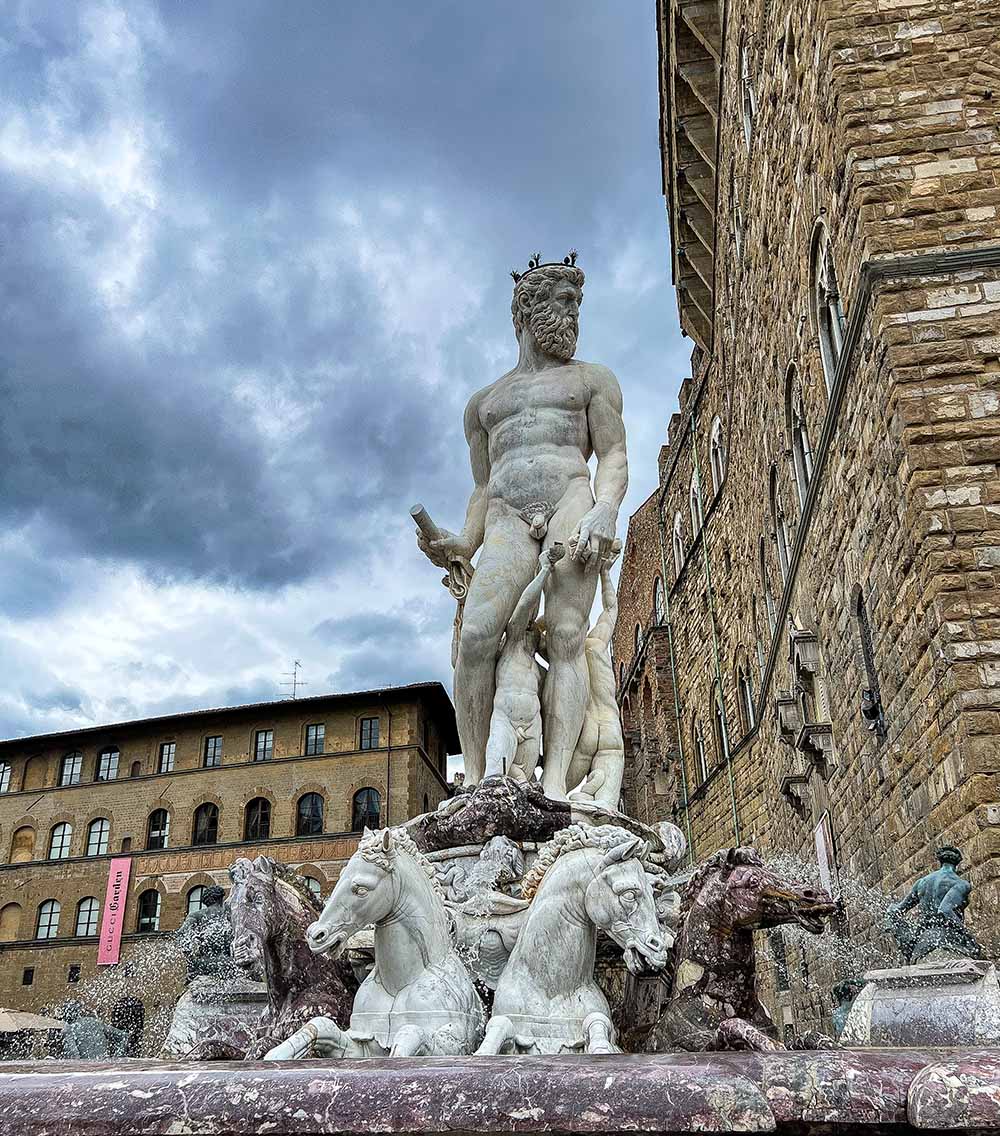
[0,0,686,738]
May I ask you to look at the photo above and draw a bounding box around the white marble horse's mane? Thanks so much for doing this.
[521,824,644,902]
[357,826,444,900]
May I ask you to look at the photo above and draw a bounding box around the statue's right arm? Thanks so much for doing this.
[590,567,618,647]
[458,392,490,556]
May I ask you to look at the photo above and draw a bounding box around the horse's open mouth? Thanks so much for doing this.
[795,904,837,934]
[623,942,669,975]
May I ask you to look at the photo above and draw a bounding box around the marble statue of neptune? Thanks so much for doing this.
[417,254,627,796]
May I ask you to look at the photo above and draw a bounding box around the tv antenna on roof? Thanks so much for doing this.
[281,660,307,699]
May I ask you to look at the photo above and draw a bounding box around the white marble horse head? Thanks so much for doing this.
[306,826,439,957]
[582,833,671,974]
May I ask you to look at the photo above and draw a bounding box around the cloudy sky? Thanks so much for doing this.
[0,1,686,746]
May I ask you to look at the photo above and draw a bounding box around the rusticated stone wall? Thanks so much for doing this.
[619,0,1000,1037]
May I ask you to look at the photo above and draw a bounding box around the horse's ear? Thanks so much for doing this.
[382,828,393,854]
[254,856,274,878]
[363,826,373,838]
[599,835,644,869]
[229,858,249,884]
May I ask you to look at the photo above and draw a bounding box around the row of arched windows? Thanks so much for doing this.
[0,873,330,944]
[8,788,381,864]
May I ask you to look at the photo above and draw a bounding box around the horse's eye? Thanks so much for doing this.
[619,889,638,908]
[352,884,369,897]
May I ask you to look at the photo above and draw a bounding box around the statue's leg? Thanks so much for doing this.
[540,497,599,799]
[476,1014,515,1055]
[583,1012,619,1054]
[717,1017,783,1052]
[264,1017,361,1060]
[455,514,538,783]
[389,1024,429,1057]
[484,708,517,780]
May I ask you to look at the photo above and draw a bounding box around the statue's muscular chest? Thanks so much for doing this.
[480,366,589,435]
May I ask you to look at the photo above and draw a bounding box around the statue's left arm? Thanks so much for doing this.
[574,365,627,564]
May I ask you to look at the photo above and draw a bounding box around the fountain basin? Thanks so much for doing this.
[0,1048,999,1134]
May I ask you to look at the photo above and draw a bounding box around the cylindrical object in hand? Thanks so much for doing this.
[410,503,447,545]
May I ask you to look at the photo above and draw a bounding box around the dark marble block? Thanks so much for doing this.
[0,1049,998,1135]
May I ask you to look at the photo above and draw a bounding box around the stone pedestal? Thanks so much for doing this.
[158,975,268,1059]
[840,959,1000,1047]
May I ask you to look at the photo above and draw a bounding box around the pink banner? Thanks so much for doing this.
[97,857,132,966]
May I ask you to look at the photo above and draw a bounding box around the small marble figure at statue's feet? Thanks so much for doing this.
[476,1014,514,1055]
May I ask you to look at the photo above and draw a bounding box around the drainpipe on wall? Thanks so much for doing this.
[689,411,742,846]
[381,702,394,827]
[655,487,695,866]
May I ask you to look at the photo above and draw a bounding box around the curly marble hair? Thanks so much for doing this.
[520,824,645,902]
[357,826,444,899]
[511,263,585,335]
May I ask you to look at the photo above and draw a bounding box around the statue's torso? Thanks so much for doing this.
[478,363,594,510]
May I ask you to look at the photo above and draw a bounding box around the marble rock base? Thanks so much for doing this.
[1,1048,999,1134]
[158,975,268,1059]
[840,959,1000,1047]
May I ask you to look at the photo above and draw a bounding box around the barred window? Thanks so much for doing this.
[97,748,119,782]
[192,803,219,846]
[254,729,274,762]
[359,718,379,751]
[147,809,170,851]
[75,897,99,937]
[811,221,845,392]
[158,742,176,773]
[36,900,60,940]
[60,752,82,786]
[203,735,223,768]
[136,890,160,933]
[0,762,9,794]
[305,723,325,756]
[86,818,110,856]
[709,416,726,495]
[296,793,324,837]
[244,797,271,841]
[186,886,207,914]
[48,823,72,860]
[351,787,381,832]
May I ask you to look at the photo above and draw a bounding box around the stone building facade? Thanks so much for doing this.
[615,0,1000,1036]
[0,683,457,1029]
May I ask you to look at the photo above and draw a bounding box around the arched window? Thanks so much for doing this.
[302,876,322,900]
[737,663,756,733]
[634,623,642,656]
[709,416,726,494]
[22,755,47,791]
[712,684,730,763]
[690,470,704,539]
[0,902,22,942]
[740,38,757,145]
[86,818,110,856]
[0,762,9,794]
[97,747,119,782]
[811,221,845,392]
[36,900,60,940]
[136,890,161,933]
[59,752,82,786]
[351,788,381,832]
[785,364,813,508]
[192,803,219,846]
[10,826,34,864]
[186,886,207,915]
[770,466,792,583]
[244,798,271,842]
[692,719,709,785]
[653,577,666,625]
[147,809,170,851]
[129,760,142,777]
[853,585,886,737]
[75,896,99,937]
[751,597,766,675]
[48,823,72,861]
[672,511,685,575]
[296,793,324,837]
[759,537,776,634]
